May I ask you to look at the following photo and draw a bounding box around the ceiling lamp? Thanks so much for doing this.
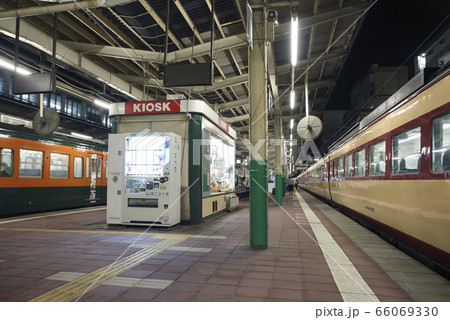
[290,90,295,109]
[291,16,298,66]
[94,99,110,109]
[0,58,31,75]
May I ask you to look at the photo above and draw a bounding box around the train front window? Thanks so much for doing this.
[50,153,69,178]
[369,140,386,176]
[432,112,450,172]
[0,148,13,177]
[392,126,421,174]
[19,149,43,178]
[354,149,366,177]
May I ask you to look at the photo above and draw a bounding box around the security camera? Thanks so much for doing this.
[267,10,278,22]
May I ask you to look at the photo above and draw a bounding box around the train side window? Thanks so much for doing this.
[333,161,337,178]
[74,157,83,178]
[337,158,344,178]
[19,149,43,178]
[345,154,353,177]
[98,158,103,179]
[50,153,69,178]
[86,157,90,178]
[432,112,450,171]
[354,148,366,177]
[0,148,13,177]
[105,160,108,179]
[392,126,421,174]
[369,140,386,176]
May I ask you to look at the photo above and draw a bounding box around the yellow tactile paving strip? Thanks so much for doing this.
[0,227,191,240]
[29,236,189,302]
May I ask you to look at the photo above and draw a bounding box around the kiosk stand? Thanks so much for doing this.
[107,99,236,225]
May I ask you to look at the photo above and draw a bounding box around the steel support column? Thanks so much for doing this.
[249,1,268,248]
[274,114,283,206]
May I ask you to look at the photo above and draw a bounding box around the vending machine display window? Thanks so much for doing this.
[125,135,169,177]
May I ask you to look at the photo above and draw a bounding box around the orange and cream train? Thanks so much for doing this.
[297,68,450,277]
[0,128,107,216]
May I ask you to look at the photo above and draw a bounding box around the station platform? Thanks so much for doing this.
[0,189,449,302]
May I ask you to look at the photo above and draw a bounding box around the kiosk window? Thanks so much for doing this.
[392,126,421,174]
[354,148,366,177]
[19,149,43,178]
[432,112,450,171]
[369,141,385,176]
[74,157,83,178]
[209,133,235,193]
[0,148,13,177]
[50,153,69,178]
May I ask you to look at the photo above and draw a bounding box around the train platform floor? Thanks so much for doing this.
[0,189,449,302]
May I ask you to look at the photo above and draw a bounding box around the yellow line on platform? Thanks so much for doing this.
[29,236,189,302]
[0,227,191,240]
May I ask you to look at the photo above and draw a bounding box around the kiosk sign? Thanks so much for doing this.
[125,100,181,114]
[218,116,229,133]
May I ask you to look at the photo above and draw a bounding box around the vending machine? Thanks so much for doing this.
[107,132,181,226]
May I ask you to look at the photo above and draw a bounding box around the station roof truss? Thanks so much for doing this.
[0,0,368,153]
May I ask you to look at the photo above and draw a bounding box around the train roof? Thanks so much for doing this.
[328,66,448,153]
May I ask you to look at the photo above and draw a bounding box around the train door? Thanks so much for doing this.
[328,157,333,201]
[322,163,328,197]
[96,155,104,200]
[89,154,103,199]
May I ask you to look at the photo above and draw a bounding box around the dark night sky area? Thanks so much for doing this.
[326,0,450,110]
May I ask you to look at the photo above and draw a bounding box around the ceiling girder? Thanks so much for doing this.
[0,14,149,101]
[276,3,368,37]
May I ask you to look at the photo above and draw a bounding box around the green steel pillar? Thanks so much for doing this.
[249,1,268,248]
[189,114,203,225]
[274,104,283,206]
[275,174,283,205]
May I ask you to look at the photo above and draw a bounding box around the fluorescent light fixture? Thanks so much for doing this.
[94,99,110,109]
[0,58,32,75]
[290,119,294,129]
[291,16,298,66]
[290,133,293,140]
[290,90,295,109]
[71,132,93,140]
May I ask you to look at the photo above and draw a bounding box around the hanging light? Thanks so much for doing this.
[94,99,110,109]
[290,90,295,109]
[291,16,298,66]
[290,118,294,129]
[0,58,31,75]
